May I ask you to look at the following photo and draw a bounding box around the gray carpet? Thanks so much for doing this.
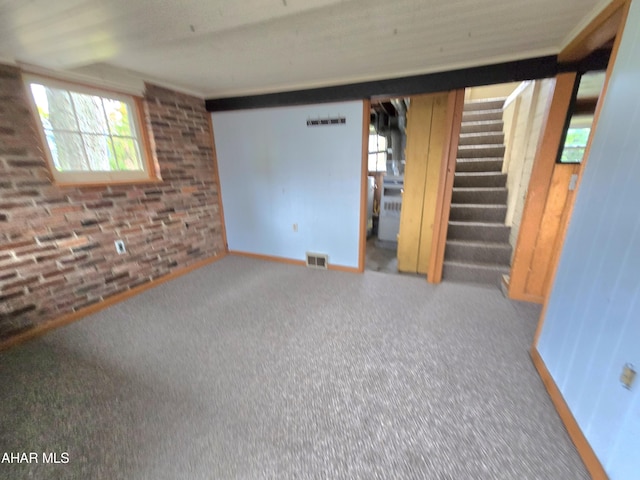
[0,256,588,480]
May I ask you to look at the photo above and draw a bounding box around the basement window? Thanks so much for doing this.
[368,131,387,172]
[25,76,155,185]
[558,115,592,164]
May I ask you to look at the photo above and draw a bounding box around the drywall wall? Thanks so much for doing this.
[0,65,225,340]
[212,101,363,268]
[503,79,554,250]
[537,1,640,478]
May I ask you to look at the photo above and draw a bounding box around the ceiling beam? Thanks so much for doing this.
[206,54,611,112]
[207,56,557,111]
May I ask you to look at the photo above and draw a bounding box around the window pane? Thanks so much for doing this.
[368,134,387,154]
[82,134,114,171]
[368,154,377,172]
[560,147,586,163]
[559,126,591,164]
[71,92,108,134]
[41,86,77,131]
[368,152,386,172]
[112,137,142,170]
[43,129,60,170]
[52,132,87,171]
[104,98,134,137]
[28,77,150,182]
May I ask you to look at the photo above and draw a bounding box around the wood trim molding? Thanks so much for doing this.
[229,250,306,266]
[207,114,229,252]
[559,0,626,63]
[358,100,371,273]
[327,264,361,274]
[508,73,577,300]
[507,291,545,304]
[229,250,360,273]
[532,0,631,348]
[530,347,608,479]
[427,89,464,284]
[0,253,227,353]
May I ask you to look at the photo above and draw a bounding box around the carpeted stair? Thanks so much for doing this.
[443,98,512,286]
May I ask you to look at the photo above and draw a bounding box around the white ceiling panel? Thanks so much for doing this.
[0,0,611,98]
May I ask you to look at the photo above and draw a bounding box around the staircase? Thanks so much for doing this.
[443,98,512,286]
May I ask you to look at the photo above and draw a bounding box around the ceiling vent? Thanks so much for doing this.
[306,252,328,269]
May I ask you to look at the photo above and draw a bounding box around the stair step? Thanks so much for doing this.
[455,158,504,172]
[463,98,506,112]
[452,187,508,204]
[458,131,505,146]
[454,172,506,188]
[457,144,506,158]
[445,239,512,265]
[447,221,511,243]
[460,120,504,134]
[450,203,507,222]
[442,260,510,286]
[462,108,503,122]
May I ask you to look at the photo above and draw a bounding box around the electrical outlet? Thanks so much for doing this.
[621,363,636,390]
[114,239,126,255]
[293,223,298,232]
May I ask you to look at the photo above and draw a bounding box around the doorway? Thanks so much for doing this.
[365,98,407,274]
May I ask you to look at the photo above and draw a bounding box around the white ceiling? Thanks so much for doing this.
[0,0,611,99]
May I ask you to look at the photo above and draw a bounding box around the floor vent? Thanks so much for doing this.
[306,253,328,269]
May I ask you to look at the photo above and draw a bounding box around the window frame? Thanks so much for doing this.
[23,74,158,186]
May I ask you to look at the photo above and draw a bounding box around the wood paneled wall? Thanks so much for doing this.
[396,93,449,274]
[508,73,578,303]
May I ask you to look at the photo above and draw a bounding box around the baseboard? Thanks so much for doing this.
[229,250,361,273]
[0,252,227,353]
[530,346,608,479]
[327,264,361,274]
[508,290,544,304]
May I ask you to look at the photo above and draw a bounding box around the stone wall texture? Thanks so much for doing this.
[0,64,225,340]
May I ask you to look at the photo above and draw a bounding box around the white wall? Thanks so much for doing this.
[537,1,640,478]
[212,101,363,268]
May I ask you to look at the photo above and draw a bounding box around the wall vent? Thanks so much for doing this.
[306,116,346,127]
[305,252,328,269]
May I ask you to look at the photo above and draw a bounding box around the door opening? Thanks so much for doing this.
[365,98,407,274]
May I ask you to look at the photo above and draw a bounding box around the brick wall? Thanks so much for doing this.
[0,64,225,340]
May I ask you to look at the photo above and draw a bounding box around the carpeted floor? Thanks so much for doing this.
[365,237,399,275]
[0,256,588,479]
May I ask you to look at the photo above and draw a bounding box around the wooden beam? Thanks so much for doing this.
[427,89,464,284]
[559,0,626,63]
[573,97,599,115]
[397,94,434,273]
[508,73,577,301]
[417,94,449,274]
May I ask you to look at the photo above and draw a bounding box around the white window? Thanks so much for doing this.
[25,76,155,184]
[368,132,387,172]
